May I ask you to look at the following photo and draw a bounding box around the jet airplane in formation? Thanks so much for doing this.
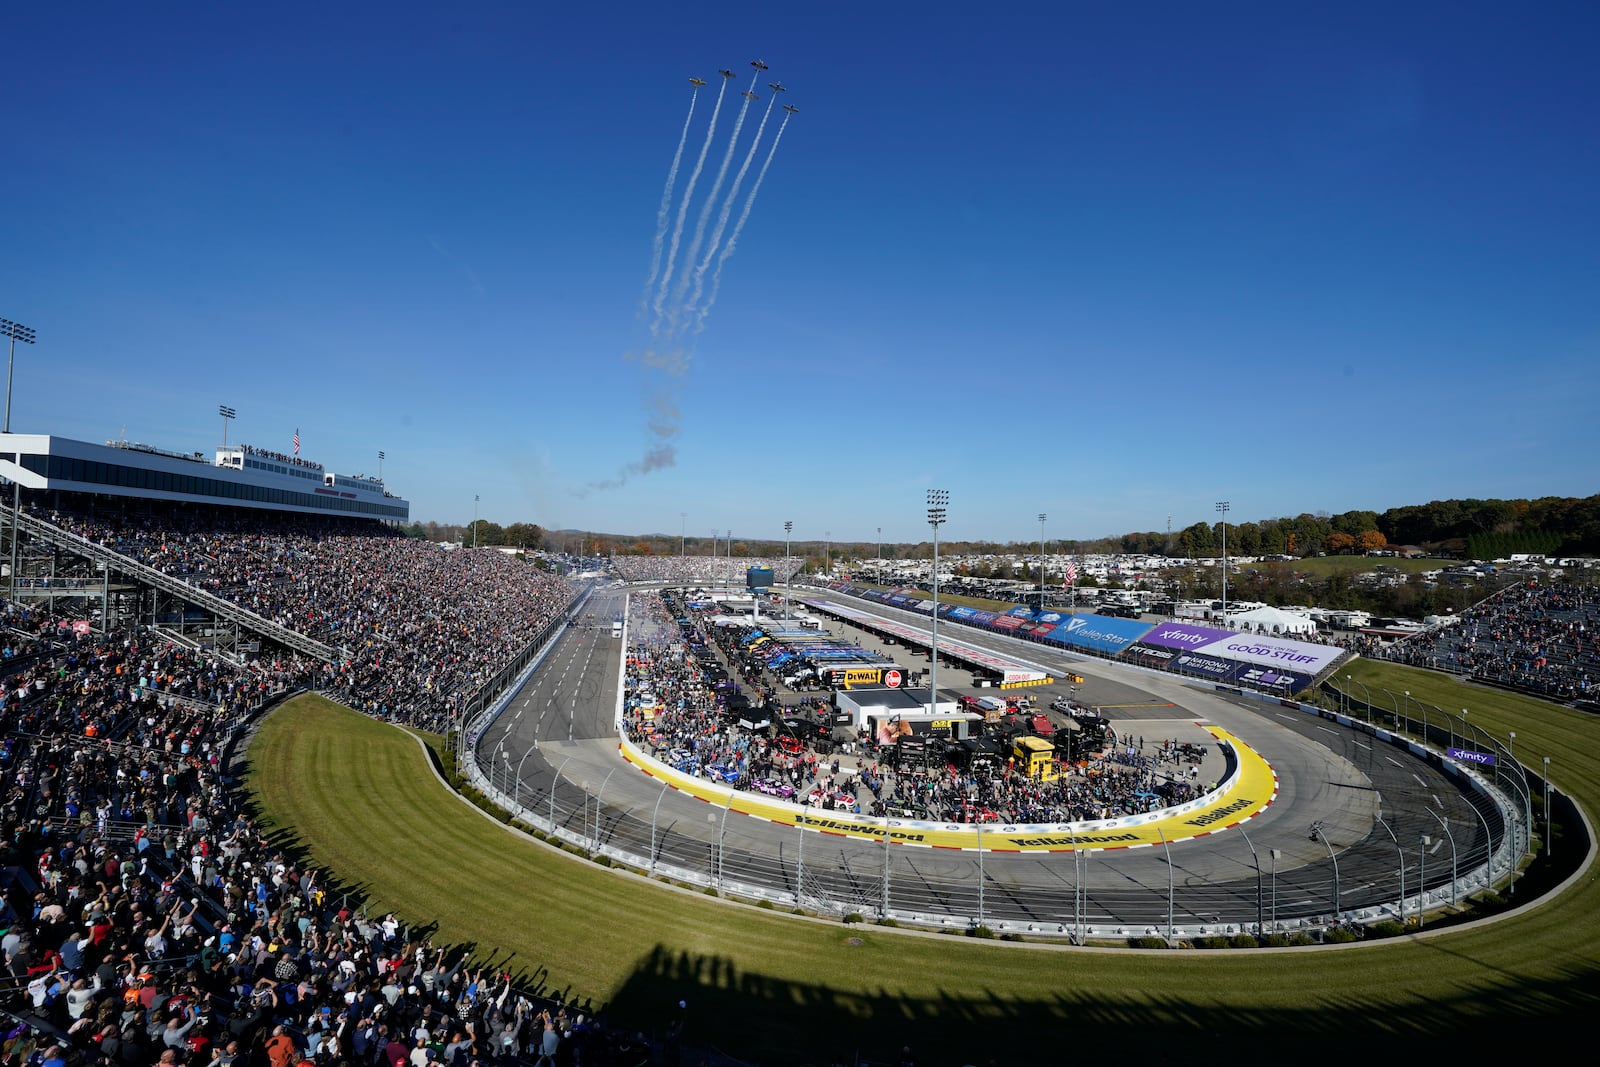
[750,59,769,71]
[782,104,799,114]
[719,69,735,79]
[689,77,706,87]
[742,90,759,100]
[768,82,786,92]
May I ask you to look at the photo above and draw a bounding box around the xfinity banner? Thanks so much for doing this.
[1046,614,1153,654]
[1142,622,1234,651]
[1448,747,1497,767]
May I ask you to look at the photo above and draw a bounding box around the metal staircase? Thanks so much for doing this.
[3,505,339,663]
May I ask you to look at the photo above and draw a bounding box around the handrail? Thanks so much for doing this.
[2,505,339,663]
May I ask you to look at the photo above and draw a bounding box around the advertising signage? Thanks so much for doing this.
[1142,622,1343,675]
[990,615,1025,631]
[1233,664,1314,691]
[1005,606,1035,619]
[950,606,978,620]
[1046,614,1153,654]
[1142,622,1233,651]
[969,611,1001,626]
[1174,651,1237,678]
[1210,634,1341,673]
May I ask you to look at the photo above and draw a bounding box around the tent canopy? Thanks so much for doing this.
[1227,605,1317,635]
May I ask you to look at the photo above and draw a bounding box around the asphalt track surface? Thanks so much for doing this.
[475,586,1503,934]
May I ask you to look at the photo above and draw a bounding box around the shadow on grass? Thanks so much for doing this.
[603,942,1600,1066]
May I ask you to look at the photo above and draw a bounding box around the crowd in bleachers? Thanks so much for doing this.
[609,556,801,587]
[1359,581,1599,702]
[0,609,670,1067]
[622,593,1205,825]
[37,508,578,732]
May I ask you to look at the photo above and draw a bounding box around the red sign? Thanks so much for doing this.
[884,669,902,688]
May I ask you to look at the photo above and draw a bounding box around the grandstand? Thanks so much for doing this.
[1365,581,1599,704]
[0,429,581,729]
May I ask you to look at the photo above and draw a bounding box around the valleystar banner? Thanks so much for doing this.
[1046,614,1153,654]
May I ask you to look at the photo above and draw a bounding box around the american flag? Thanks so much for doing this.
[293,428,300,456]
[1062,562,1078,587]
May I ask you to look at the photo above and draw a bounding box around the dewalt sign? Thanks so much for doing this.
[842,668,884,689]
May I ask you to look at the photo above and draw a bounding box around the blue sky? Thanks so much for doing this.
[3,2,1596,544]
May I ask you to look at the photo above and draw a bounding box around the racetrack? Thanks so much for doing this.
[247,685,1598,1065]
[473,589,1505,935]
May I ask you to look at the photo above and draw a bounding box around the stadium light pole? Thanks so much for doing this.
[2,317,35,436]
[3,317,36,606]
[1215,501,1230,624]
[927,490,948,713]
[876,527,882,583]
[219,405,236,449]
[1038,513,1047,607]
[824,531,830,577]
[784,521,793,616]
[378,449,385,483]
[681,512,686,558]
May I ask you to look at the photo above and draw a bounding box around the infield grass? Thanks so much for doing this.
[246,682,1598,1066]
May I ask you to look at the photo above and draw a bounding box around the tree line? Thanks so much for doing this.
[409,493,1600,563]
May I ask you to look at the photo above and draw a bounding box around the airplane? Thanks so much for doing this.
[689,77,706,87]
[719,69,735,79]
[741,89,759,100]
[750,59,769,71]
[783,104,799,114]
[768,82,786,92]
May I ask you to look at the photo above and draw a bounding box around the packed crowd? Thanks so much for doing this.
[1363,581,1599,702]
[37,508,578,731]
[0,605,674,1067]
[608,557,801,586]
[622,594,1206,825]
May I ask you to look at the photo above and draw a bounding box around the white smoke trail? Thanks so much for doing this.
[640,88,699,311]
[652,76,728,333]
[682,94,776,331]
[695,112,791,335]
[663,90,752,337]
